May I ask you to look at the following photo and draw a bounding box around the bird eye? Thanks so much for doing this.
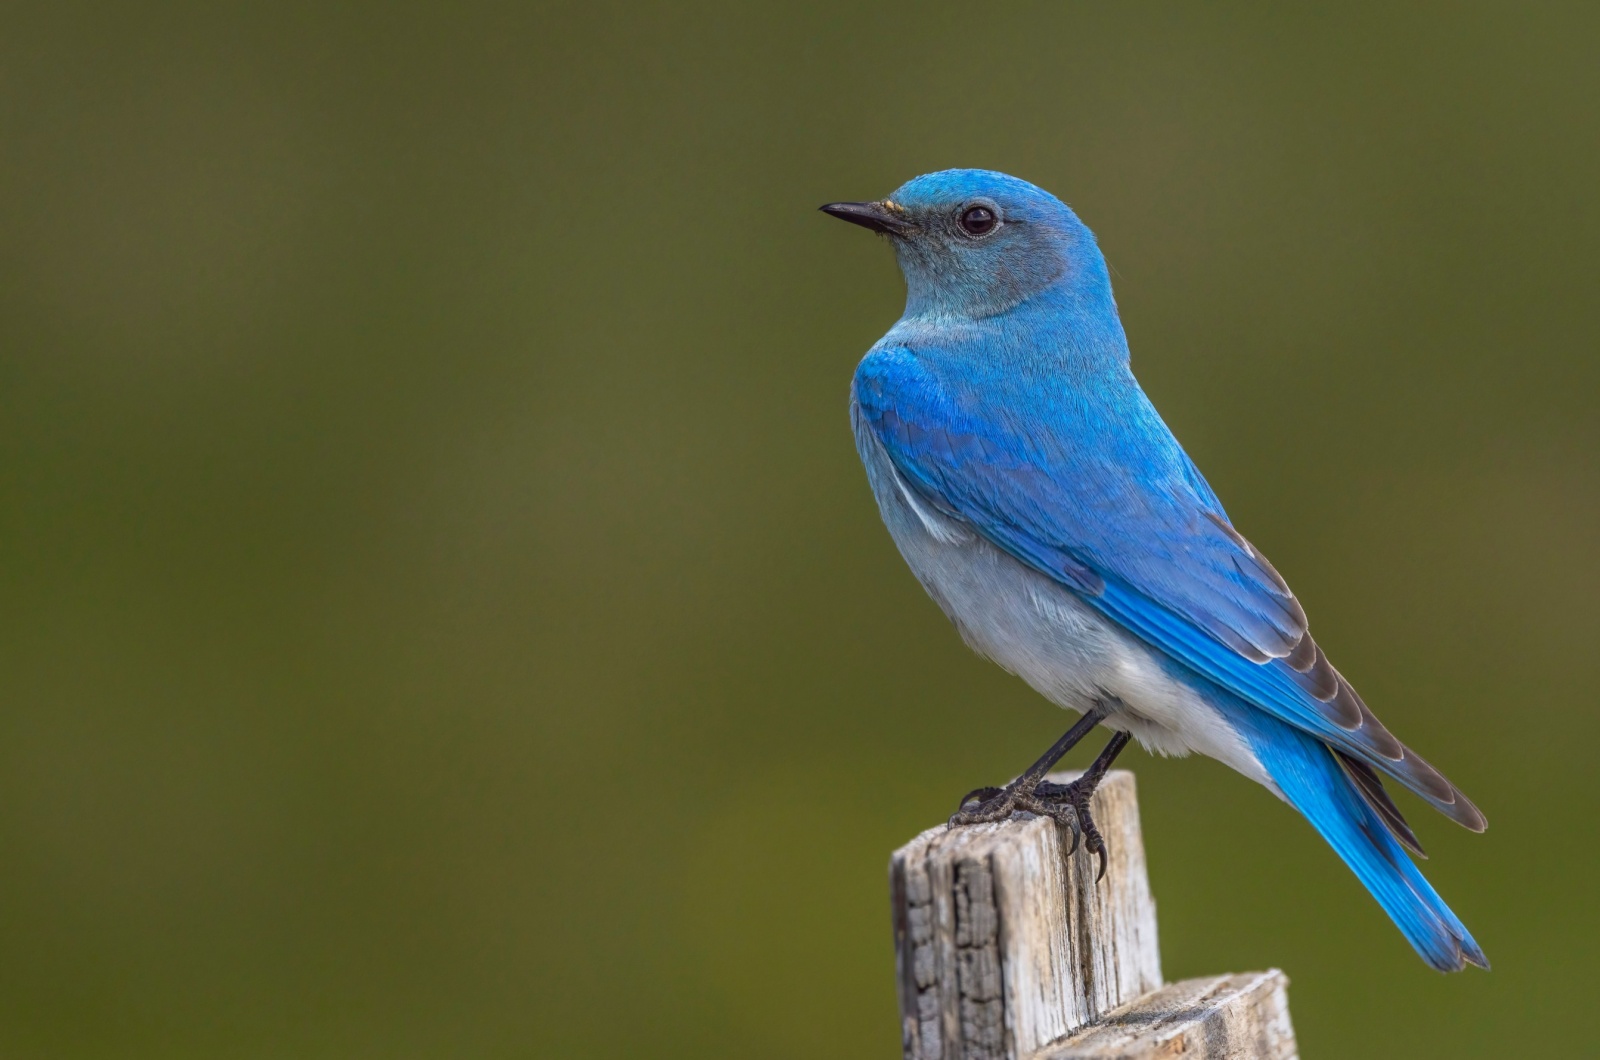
[959,205,997,236]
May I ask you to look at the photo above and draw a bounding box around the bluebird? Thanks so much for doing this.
[822,170,1486,972]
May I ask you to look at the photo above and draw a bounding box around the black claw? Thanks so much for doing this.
[957,785,1005,812]
[948,728,1131,877]
[1030,775,1115,881]
[1078,811,1109,881]
[948,783,1025,828]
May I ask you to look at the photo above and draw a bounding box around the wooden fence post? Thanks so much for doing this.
[889,770,1298,1060]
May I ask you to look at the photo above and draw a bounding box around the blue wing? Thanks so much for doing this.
[854,345,1484,833]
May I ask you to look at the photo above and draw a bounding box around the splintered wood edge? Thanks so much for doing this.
[889,770,1163,1059]
[1030,970,1298,1060]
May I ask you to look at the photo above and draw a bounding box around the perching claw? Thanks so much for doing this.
[955,786,1005,813]
[948,722,1131,887]
[948,708,1113,830]
[1030,731,1130,883]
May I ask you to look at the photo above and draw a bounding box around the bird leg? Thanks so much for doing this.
[948,704,1108,827]
[1031,730,1131,880]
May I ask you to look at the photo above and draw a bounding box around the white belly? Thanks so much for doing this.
[855,418,1271,790]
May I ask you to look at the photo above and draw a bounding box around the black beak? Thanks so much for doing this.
[819,200,910,235]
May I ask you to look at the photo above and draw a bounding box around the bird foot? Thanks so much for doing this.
[1034,776,1111,880]
[950,774,1112,881]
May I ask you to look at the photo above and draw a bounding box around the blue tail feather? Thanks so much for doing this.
[1212,692,1487,972]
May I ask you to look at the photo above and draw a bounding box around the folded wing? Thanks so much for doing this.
[854,346,1485,836]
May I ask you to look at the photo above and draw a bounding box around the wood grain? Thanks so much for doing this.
[890,770,1163,1060]
[1033,970,1297,1060]
[889,769,1297,1060]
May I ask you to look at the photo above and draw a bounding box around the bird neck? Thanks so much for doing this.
[896,280,1133,378]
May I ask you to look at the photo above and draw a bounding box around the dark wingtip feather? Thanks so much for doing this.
[1446,789,1488,832]
[1302,645,1342,703]
[1396,748,1460,805]
[1325,673,1366,727]
[1285,633,1317,672]
[1374,745,1487,832]
[1216,624,1273,664]
[1357,710,1406,762]
[1286,641,1487,835]
[1323,672,1488,833]
[1337,750,1427,858]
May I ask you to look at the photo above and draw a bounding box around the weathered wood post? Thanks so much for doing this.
[890,770,1298,1060]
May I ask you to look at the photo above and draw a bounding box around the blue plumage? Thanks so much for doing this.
[828,169,1486,971]
[1210,684,1488,971]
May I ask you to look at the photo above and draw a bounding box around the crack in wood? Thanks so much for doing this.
[889,771,1296,1060]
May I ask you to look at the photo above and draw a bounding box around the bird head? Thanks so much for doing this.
[822,169,1111,320]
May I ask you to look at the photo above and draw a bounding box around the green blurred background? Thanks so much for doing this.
[1,2,1596,1056]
